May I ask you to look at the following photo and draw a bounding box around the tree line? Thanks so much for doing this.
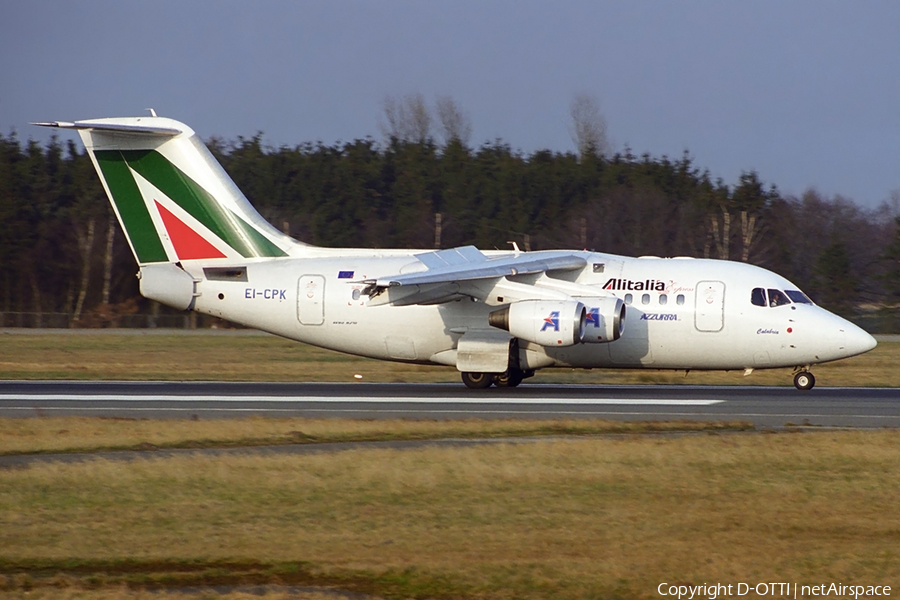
[1,123,899,330]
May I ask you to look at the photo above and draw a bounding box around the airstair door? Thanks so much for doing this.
[694,280,725,332]
[298,275,325,325]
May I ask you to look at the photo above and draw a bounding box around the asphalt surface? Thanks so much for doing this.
[1,380,899,428]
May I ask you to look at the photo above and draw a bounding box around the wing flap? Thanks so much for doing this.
[415,245,486,269]
[367,282,463,307]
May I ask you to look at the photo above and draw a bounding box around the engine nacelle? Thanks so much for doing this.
[578,296,626,343]
[489,300,585,347]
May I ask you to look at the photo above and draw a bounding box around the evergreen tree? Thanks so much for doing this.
[881,217,900,302]
[812,240,858,315]
[0,119,893,328]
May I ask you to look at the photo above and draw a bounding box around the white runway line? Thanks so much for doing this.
[1,408,897,420]
[0,394,724,406]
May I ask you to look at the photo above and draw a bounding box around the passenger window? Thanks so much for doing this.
[751,287,766,307]
[659,294,667,306]
[352,289,361,301]
[767,289,791,307]
[641,294,650,305]
[624,293,633,305]
[676,294,685,306]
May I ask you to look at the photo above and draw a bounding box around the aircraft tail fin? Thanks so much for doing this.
[35,116,302,265]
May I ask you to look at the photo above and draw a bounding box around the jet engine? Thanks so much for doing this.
[578,296,626,343]
[489,300,586,347]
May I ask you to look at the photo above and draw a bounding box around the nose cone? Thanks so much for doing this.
[841,321,877,357]
[796,307,878,364]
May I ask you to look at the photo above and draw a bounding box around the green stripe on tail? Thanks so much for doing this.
[119,150,286,258]
[95,149,287,261]
[95,151,169,263]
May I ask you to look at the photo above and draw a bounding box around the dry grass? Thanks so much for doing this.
[1,332,896,597]
[0,332,443,383]
[0,416,751,456]
[0,588,362,600]
[1,431,899,598]
[0,331,895,386]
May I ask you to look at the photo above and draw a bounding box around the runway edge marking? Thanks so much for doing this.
[0,394,724,406]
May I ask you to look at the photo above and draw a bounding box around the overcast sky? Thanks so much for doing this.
[4,1,900,208]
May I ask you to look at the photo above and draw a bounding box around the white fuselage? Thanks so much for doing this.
[183,249,876,372]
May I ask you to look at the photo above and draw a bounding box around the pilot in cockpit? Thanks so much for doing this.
[769,289,785,307]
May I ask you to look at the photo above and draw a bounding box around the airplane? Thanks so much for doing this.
[35,115,877,390]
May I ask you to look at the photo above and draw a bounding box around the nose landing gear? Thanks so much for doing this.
[793,369,815,390]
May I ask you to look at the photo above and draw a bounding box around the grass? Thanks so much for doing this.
[1,430,899,598]
[0,331,896,598]
[0,588,350,599]
[0,331,452,382]
[0,416,752,456]
[0,331,896,386]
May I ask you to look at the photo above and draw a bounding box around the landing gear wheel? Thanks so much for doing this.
[793,371,815,391]
[494,369,524,388]
[461,372,494,389]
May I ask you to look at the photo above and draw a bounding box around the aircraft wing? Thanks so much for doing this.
[368,246,586,288]
[363,246,588,306]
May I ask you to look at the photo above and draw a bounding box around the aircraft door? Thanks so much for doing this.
[298,275,325,325]
[694,280,725,332]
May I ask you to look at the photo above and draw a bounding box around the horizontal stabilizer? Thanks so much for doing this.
[32,120,182,136]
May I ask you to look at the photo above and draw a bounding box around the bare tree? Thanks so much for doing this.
[435,95,472,146]
[101,211,115,306]
[569,93,610,157]
[72,217,96,325]
[709,208,731,260]
[740,210,762,262]
[380,93,432,144]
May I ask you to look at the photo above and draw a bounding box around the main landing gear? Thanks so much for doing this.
[793,370,816,391]
[460,371,493,389]
[461,369,533,390]
[494,369,525,388]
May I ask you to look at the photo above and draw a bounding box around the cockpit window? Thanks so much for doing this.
[767,288,791,307]
[752,287,802,307]
[785,290,813,304]
[751,288,767,307]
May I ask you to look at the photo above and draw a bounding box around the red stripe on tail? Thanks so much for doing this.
[155,201,226,260]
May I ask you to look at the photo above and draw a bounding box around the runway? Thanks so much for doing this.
[1,381,899,428]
